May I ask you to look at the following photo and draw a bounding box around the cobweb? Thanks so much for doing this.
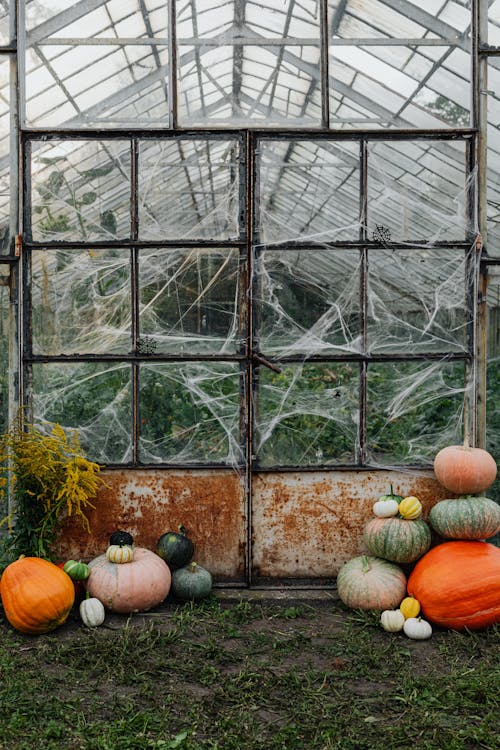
[29,136,478,470]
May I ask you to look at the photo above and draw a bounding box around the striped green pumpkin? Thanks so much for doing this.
[363,517,431,563]
[429,496,500,540]
[336,555,407,611]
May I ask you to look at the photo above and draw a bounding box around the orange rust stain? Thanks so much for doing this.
[56,470,246,581]
[252,470,450,578]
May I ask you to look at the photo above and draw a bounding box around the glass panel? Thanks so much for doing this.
[367,247,469,354]
[256,363,359,467]
[329,0,471,39]
[0,275,9,433]
[0,2,9,46]
[486,268,500,537]
[487,62,500,256]
[139,139,240,241]
[177,0,321,126]
[30,139,131,242]
[32,362,132,463]
[257,248,361,356]
[139,363,242,464]
[26,45,168,129]
[31,248,131,355]
[178,45,321,126]
[139,247,241,355]
[368,140,468,242]
[366,361,465,466]
[26,0,168,38]
[330,46,470,130]
[488,0,500,45]
[0,57,9,254]
[258,140,360,244]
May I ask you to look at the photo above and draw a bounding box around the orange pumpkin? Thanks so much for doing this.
[433,445,497,494]
[407,541,500,631]
[0,557,75,634]
[86,547,171,613]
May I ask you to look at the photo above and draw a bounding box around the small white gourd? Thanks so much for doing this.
[80,595,106,628]
[403,616,432,640]
[380,609,405,632]
[106,544,134,564]
[373,499,400,518]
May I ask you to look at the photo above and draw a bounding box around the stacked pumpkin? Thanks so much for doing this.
[337,486,435,638]
[407,445,500,631]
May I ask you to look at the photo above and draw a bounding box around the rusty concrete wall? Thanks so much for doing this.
[251,471,452,579]
[56,469,247,582]
[56,468,452,582]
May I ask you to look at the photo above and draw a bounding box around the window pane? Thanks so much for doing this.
[0,57,9,254]
[139,247,241,355]
[30,139,131,242]
[257,248,361,356]
[177,0,321,126]
[139,363,242,464]
[330,46,470,130]
[139,139,240,241]
[31,248,131,355]
[258,140,360,243]
[256,363,359,467]
[0,275,9,433]
[367,247,469,353]
[32,362,132,463]
[26,45,168,129]
[487,61,500,256]
[367,361,465,465]
[486,268,500,533]
[368,140,468,242]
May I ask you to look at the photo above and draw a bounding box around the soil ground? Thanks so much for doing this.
[0,589,498,750]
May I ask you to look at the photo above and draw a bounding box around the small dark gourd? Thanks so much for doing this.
[109,530,134,547]
[156,525,194,570]
[172,562,212,601]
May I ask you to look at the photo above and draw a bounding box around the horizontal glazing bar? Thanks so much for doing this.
[21,129,476,140]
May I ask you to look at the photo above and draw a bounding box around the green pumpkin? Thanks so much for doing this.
[172,562,212,601]
[63,559,90,581]
[429,496,500,540]
[156,525,194,570]
[363,517,431,563]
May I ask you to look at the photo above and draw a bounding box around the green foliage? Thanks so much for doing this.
[0,420,106,561]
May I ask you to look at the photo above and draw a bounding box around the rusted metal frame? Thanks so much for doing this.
[475,0,489,447]
[319,0,330,128]
[359,138,368,466]
[254,240,474,251]
[20,127,477,140]
[26,353,248,363]
[24,240,246,250]
[246,130,258,586]
[131,138,140,464]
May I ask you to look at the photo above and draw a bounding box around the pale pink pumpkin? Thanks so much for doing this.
[86,547,171,613]
[434,445,497,494]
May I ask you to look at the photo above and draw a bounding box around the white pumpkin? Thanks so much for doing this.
[380,609,405,632]
[80,596,106,628]
[403,617,432,640]
[373,499,400,518]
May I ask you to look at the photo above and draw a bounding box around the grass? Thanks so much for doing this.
[0,597,498,750]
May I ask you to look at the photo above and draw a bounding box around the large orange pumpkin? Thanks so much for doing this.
[407,541,500,630]
[433,445,497,494]
[0,557,75,634]
[86,547,171,613]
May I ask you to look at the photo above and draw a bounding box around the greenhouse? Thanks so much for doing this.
[0,0,499,584]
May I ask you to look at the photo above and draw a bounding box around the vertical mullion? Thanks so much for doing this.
[319,0,330,129]
[476,0,489,448]
[245,130,255,586]
[359,138,368,465]
[131,139,140,464]
[168,0,178,129]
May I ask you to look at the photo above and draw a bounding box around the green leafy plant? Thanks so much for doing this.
[0,421,106,561]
